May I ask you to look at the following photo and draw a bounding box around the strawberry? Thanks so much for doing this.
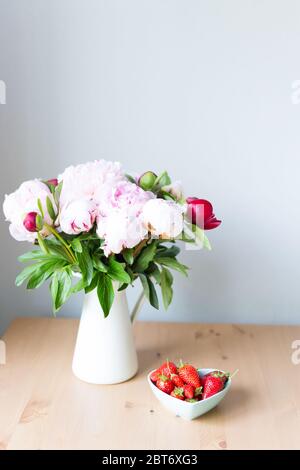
[206,370,229,384]
[156,374,175,394]
[202,373,225,399]
[170,373,185,388]
[159,360,177,378]
[183,384,195,399]
[185,398,199,403]
[194,386,203,397]
[202,369,238,399]
[150,369,160,383]
[178,361,201,388]
[201,374,208,388]
[170,387,184,400]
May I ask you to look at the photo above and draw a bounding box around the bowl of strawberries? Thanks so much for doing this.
[148,360,235,420]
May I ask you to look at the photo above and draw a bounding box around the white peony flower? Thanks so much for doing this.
[3,179,55,242]
[142,198,184,239]
[59,199,97,235]
[97,210,148,257]
[58,160,125,208]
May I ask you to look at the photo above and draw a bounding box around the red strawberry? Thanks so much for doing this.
[170,387,184,400]
[202,373,225,399]
[185,398,199,403]
[150,369,160,383]
[206,370,229,384]
[201,374,208,387]
[159,360,177,378]
[178,361,201,388]
[170,374,185,388]
[156,374,175,394]
[183,384,195,399]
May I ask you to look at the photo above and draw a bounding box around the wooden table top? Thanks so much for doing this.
[0,318,299,450]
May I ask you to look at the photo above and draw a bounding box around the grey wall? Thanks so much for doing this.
[1,0,300,334]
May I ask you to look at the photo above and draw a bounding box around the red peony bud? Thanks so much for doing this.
[23,212,38,232]
[47,178,58,187]
[186,197,221,230]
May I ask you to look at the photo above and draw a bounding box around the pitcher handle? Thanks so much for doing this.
[130,291,145,324]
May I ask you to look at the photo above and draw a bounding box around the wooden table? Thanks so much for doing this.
[0,318,300,450]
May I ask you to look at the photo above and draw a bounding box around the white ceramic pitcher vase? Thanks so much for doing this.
[72,285,144,385]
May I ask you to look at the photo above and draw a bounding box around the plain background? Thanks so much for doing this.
[0,0,300,334]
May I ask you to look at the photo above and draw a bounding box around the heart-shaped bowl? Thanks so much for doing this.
[147,368,231,420]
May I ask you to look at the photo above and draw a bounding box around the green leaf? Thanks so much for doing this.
[18,250,50,263]
[117,282,128,292]
[146,262,161,284]
[139,274,159,310]
[37,198,44,218]
[36,214,43,231]
[46,196,56,221]
[156,245,180,258]
[160,268,173,309]
[26,260,67,289]
[182,222,212,250]
[108,258,131,284]
[154,171,171,188]
[97,273,114,317]
[50,275,59,315]
[37,233,49,254]
[125,173,136,183]
[92,255,108,272]
[26,266,53,289]
[160,190,176,201]
[70,238,82,253]
[71,276,85,294]
[76,243,94,285]
[154,256,189,276]
[85,273,99,293]
[133,242,157,272]
[43,239,73,262]
[53,269,72,312]
[193,224,212,251]
[16,263,42,286]
[122,248,134,265]
[54,181,63,206]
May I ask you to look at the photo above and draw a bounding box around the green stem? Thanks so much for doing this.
[44,223,77,264]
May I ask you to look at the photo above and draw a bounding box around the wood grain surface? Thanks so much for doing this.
[0,318,300,450]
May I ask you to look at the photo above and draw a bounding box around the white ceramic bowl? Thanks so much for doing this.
[148,368,231,420]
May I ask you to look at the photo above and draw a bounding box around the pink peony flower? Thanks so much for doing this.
[3,179,56,242]
[142,199,184,239]
[59,199,97,235]
[58,160,125,208]
[96,181,154,255]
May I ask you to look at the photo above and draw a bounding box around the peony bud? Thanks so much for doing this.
[23,212,38,233]
[162,181,183,200]
[47,178,58,187]
[186,197,221,230]
[59,199,97,235]
[138,171,157,191]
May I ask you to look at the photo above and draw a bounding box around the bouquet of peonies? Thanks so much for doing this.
[3,160,221,316]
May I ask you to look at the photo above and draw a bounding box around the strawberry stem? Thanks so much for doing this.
[230,368,239,380]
